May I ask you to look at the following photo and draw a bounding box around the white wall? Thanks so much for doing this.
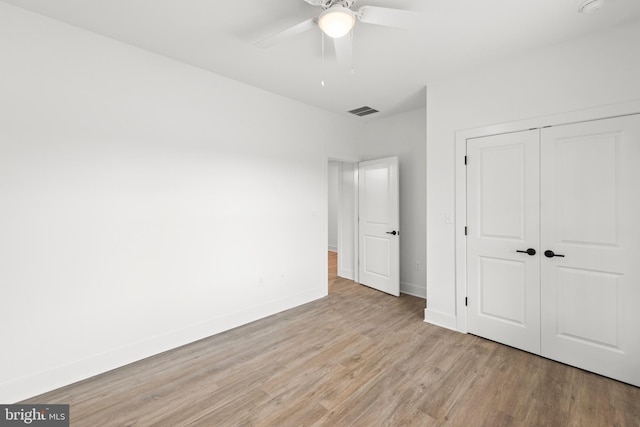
[0,3,360,403]
[360,108,427,298]
[327,162,340,252]
[425,21,640,330]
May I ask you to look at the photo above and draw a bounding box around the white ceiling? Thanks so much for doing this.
[4,0,640,119]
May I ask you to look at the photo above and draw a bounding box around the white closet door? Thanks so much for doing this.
[467,130,541,354]
[540,115,640,387]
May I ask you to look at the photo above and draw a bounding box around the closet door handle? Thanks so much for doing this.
[386,230,397,236]
[516,248,536,256]
[544,250,565,258]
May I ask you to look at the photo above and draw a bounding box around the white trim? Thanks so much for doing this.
[336,159,359,282]
[454,99,640,334]
[352,165,359,284]
[401,282,426,299]
[424,308,458,331]
[321,156,329,295]
[336,160,344,273]
[340,267,354,280]
[0,288,325,404]
[328,247,338,253]
[325,155,359,292]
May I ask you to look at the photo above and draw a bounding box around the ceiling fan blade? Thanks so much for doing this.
[333,35,353,68]
[255,18,317,49]
[356,6,421,30]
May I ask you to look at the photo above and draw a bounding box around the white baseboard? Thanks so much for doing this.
[0,288,326,404]
[424,308,458,332]
[400,282,426,299]
[337,268,354,280]
[328,246,338,252]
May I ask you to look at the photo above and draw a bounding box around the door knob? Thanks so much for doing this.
[386,230,397,235]
[516,248,536,256]
[544,250,565,258]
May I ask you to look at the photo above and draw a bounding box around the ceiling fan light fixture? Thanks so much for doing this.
[318,6,356,38]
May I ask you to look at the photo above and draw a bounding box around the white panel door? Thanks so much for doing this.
[358,157,399,296]
[540,115,640,387]
[467,130,541,354]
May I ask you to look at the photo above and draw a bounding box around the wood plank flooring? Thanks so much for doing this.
[22,252,640,426]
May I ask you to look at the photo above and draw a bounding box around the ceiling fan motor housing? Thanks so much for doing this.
[327,0,357,9]
[305,0,357,10]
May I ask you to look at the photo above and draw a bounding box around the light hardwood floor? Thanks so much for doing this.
[328,250,338,281]
[22,252,640,426]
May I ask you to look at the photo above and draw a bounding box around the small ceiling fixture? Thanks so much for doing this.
[579,0,604,13]
[318,5,356,38]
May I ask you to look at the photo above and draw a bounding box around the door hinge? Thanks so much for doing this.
[464,226,468,236]
[465,297,468,307]
[464,155,467,165]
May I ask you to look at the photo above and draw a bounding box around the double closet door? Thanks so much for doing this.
[466,114,640,387]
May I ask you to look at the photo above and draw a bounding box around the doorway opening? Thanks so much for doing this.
[326,157,400,296]
[327,159,358,294]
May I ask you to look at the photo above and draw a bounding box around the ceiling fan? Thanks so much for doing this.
[256,0,420,66]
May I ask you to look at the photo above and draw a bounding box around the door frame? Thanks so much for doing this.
[324,156,359,292]
[453,99,640,333]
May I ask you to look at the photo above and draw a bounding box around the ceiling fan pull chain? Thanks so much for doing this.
[321,32,326,86]
[350,29,355,75]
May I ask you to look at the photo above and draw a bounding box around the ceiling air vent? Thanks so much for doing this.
[348,106,379,117]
